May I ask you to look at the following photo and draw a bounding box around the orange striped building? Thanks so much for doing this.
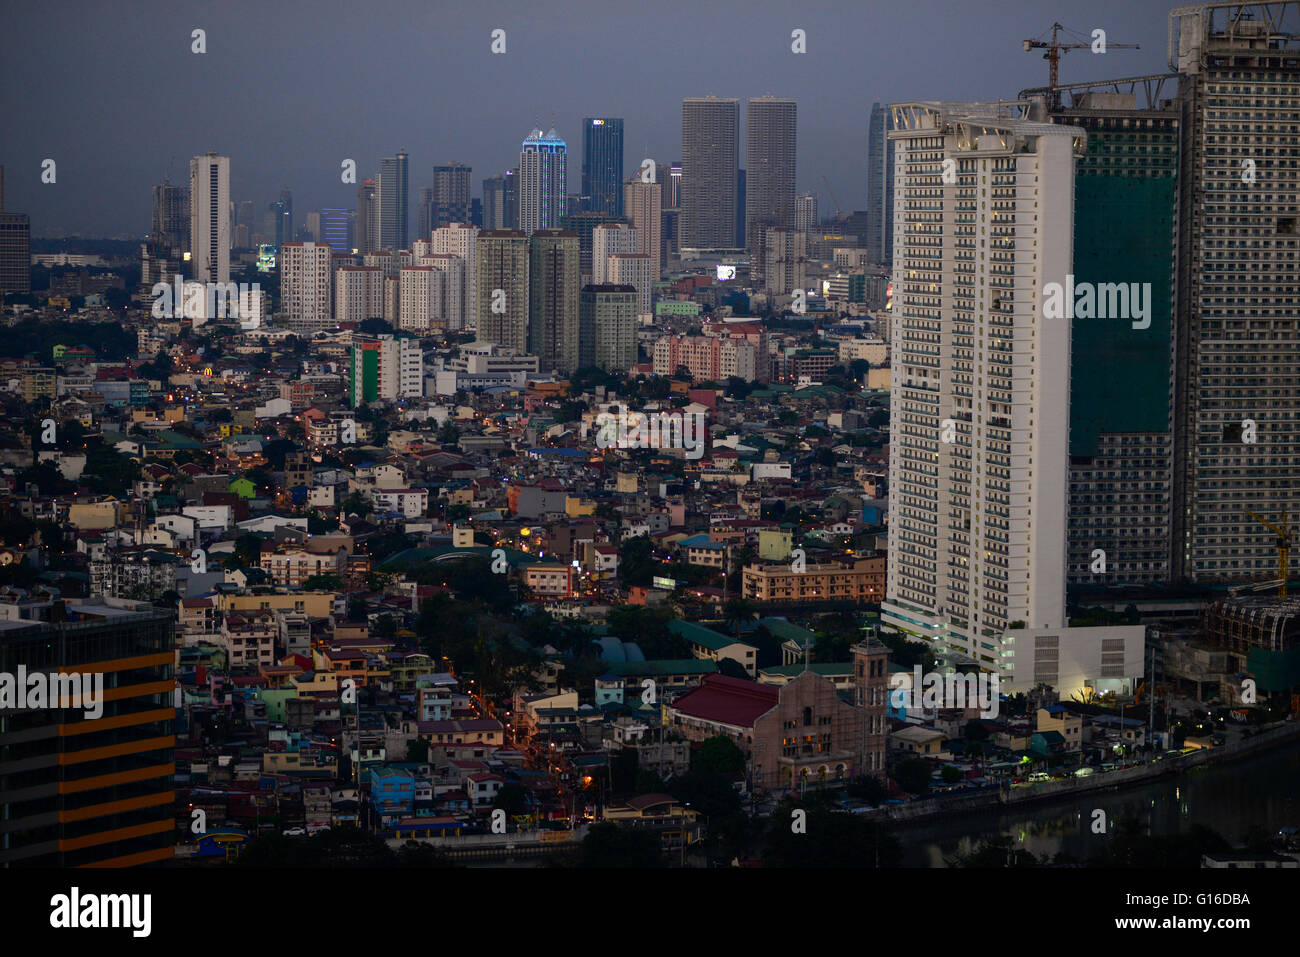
[0,600,175,867]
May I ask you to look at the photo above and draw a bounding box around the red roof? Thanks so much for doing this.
[669,674,779,729]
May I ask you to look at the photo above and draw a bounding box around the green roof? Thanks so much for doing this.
[605,659,719,677]
[754,617,817,646]
[667,619,754,652]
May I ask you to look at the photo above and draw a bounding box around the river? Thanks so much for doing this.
[897,745,1300,866]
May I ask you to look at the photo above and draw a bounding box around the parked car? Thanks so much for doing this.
[282,827,306,836]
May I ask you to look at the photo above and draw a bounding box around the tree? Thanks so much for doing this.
[575,822,665,867]
[491,784,530,816]
[233,534,263,568]
[618,534,656,587]
[694,735,746,776]
[846,775,888,805]
[634,769,664,794]
[894,758,932,796]
[302,573,343,591]
[763,799,902,867]
[723,598,756,637]
[406,738,430,762]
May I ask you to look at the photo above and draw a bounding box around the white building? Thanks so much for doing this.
[335,266,385,324]
[350,334,423,404]
[398,266,444,333]
[281,242,334,331]
[607,252,653,317]
[592,223,638,283]
[418,253,465,331]
[623,180,663,281]
[431,223,479,330]
[881,101,1085,676]
[189,153,230,284]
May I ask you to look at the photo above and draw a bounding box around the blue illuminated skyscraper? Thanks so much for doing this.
[582,117,624,217]
[520,129,566,235]
[320,208,351,253]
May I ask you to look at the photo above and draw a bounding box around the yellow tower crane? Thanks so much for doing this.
[1244,508,1291,599]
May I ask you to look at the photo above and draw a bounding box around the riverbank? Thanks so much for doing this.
[872,719,1300,828]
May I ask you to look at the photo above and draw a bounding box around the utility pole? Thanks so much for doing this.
[1148,645,1156,757]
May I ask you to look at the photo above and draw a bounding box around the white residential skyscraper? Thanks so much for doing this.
[592,223,638,284]
[608,252,652,317]
[398,266,445,333]
[519,129,567,235]
[280,241,333,331]
[623,179,663,280]
[431,223,479,330]
[882,102,1082,671]
[189,152,230,283]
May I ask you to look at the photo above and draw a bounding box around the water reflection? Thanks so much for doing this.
[899,748,1300,866]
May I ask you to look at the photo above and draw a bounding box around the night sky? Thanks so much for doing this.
[2,0,1174,237]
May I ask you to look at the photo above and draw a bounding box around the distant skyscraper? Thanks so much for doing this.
[189,152,230,283]
[379,150,410,250]
[667,162,682,208]
[592,223,638,284]
[580,283,637,372]
[795,192,818,233]
[150,181,189,257]
[608,252,652,317]
[417,186,435,240]
[357,178,379,253]
[320,208,351,253]
[745,96,797,284]
[482,176,506,229]
[865,102,896,265]
[475,230,530,353]
[279,188,294,244]
[505,168,519,229]
[431,163,472,230]
[582,117,624,216]
[431,222,479,331]
[681,97,739,249]
[528,229,580,373]
[0,212,30,294]
[623,179,663,281]
[520,129,567,234]
[763,227,805,296]
[264,200,290,247]
[735,169,746,249]
[560,210,626,276]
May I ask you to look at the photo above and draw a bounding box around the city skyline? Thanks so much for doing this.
[2,0,1175,238]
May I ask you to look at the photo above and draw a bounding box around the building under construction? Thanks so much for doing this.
[1203,595,1300,691]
